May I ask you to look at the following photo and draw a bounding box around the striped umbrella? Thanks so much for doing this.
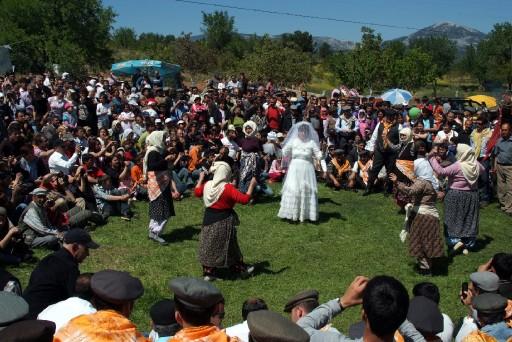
[380,88,413,105]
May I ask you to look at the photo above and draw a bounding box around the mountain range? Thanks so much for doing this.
[192,22,487,52]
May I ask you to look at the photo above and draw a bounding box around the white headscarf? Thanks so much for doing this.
[203,161,232,207]
[243,120,257,137]
[281,121,320,149]
[143,130,167,176]
[456,144,479,185]
[399,127,413,143]
[414,158,439,191]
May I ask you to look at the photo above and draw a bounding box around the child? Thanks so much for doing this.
[62,102,78,129]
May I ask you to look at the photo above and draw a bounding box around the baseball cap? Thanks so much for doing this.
[165,118,173,124]
[63,229,100,249]
[155,118,162,124]
[177,120,185,125]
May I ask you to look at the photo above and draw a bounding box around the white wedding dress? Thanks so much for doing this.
[278,138,322,222]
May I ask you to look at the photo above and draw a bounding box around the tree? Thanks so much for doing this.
[111,27,137,49]
[237,38,313,86]
[410,36,456,95]
[479,22,512,90]
[281,31,314,53]
[201,11,236,51]
[173,34,215,80]
[0,0,115,75]
[459,44,487,88]
[318,42,332,59]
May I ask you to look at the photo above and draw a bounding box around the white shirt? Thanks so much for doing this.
[226,321,249,342]
[455,316,478,342]
[38,297,96,332]
[438,313,454,342]
[48,151,79,175]
[221,137,240,160]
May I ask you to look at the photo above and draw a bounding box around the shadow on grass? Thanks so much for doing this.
[162,225,201,242]
[318,197,341,205]
[254,196,281,204]
[217,261,289,281]
[314,211,346,224]
[432,235,494,276]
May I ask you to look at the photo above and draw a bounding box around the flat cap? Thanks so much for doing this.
[407,296,443,335]
[473,293,508,313]
[0,319,55,341]
[248,310,309,342]
[91,270,144,305]
[169,277,223,310]
[63,229,99,249]
[470,272,500,292]
[283,289,319,312]
[29,187,48,196]
[0,292,28,329]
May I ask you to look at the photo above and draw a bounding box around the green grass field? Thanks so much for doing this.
[11,184,512,332]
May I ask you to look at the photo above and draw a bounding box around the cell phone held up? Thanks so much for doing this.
[461,282,469,303]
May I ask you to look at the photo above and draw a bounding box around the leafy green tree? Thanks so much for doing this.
[458,44,487,88]
[173,34,215,80]
[478,22,512,90]
[237,38,312,86]
[201,11,236,51]
[318,42,332,59]
[281,31,314,53]
[410,36,456,95]
[111,27,137,49]
[0,0,115,75]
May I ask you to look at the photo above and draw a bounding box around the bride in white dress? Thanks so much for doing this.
[278,121,322,222]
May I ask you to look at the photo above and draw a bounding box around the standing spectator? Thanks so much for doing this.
[492,123,512,216]
[96,94,111,129]
[266,96,282,132]
[225,298,268,342]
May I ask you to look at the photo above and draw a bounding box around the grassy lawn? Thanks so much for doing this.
[10,183,512,332]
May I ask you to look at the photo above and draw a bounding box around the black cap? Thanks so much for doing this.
[407,296,443,335]
[473,293,508,313]
[283,289,319,312]
[150,299,177,326]
[91,270,144,305]
[384,109,396,117]
[0,320,55,341]
[169,277,223,310]
[63,229,99,249]
[248,310,309,342]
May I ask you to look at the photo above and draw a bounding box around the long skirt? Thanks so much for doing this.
[408,213,445,259]
[198,209,243,268]
[149,187,175,222]
[444,189,479,242]
[239,152,260,193]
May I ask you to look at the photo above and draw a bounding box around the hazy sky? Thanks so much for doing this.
[103,0,511,41]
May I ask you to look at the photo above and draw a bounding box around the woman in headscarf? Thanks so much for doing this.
[278,121,322,222]
[194,158,257,281]
[237,120,262,193]
[390,157,444,275]
[392,127,416,212]
[144,131,180,245]
[429,143,484,254]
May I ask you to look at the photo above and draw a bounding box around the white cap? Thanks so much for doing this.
[128,99,138,106]
[155,118,162,123]
[144,84,152,89]
[227,124,236,132]
[267,131,277,141]
[165,118,173,124]
[177,120,185,125]
[86,85,94,92]
[276,132,285,138]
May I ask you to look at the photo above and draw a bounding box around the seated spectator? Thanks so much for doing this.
[0,206,32,265]
[23,229,98,318]
[284,289,320,323]
[148,299,181,342]
[0,291,29,328]
[130,154,148,199]
[168,277,236,342]
[462,294,512,342]
[298,276,424,342]
[37,273,97,331]
[412,282,454,342]
[48,139,80,175]
[54,269,145,341]
[456,271,501,342]
[18,143,48,183]
[248,310,309,342]
[0,319,55,341]
[327,149,352,190]
[405,296,444,342]
[18,188,62,250]
[225,297,268,342]
[93,175,131,221]
[268,157,285,183]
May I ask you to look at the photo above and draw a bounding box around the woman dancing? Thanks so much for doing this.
[194,158,257,281]
[144,131,180,245]
[278,121,322,222]
[238,120,261,193]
